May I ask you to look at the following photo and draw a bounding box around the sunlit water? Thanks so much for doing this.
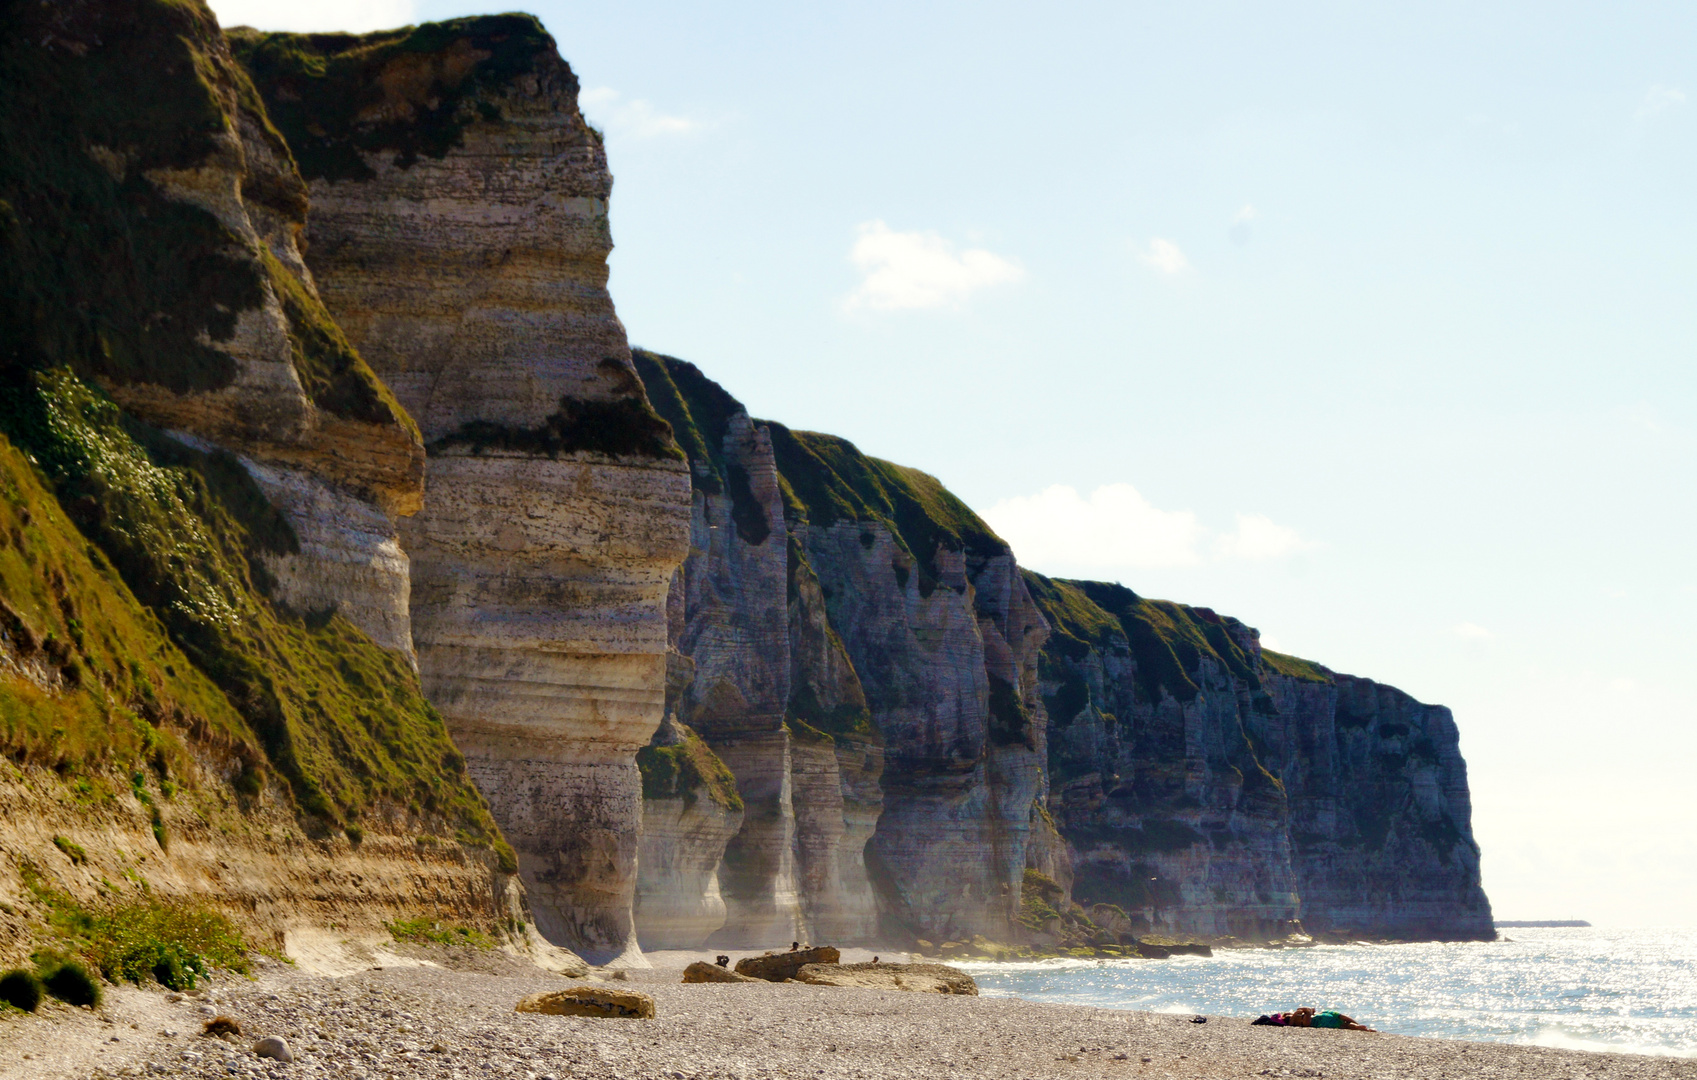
[958,927,1697,1058]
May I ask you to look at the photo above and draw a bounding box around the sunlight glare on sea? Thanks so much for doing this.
[958,927,1697,1058]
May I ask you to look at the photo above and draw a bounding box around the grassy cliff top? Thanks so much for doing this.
[633,350,1007,581]
[766,424,1006,575]
[229,13,566,182]
[1024,569,1330,707]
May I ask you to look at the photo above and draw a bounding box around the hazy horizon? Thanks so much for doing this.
[208,0,1697,928]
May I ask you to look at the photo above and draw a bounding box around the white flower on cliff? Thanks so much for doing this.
[843,221,1024,311]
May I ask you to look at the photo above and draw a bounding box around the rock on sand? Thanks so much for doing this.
[796,962,977,995]
[514,987,655,1019]
[682,962,759,984]
[734,947,841,983]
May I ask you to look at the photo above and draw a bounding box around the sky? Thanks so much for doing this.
[208,0,1697,928]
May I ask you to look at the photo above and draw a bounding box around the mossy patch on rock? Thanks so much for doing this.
[636,726,742,813]
[428,393,681,463]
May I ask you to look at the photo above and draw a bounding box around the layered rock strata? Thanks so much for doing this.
[634,355,884,946]
[633,715,746,949]
[1027,574,1494,941]
[235,19,693,963]
[636,353,1048,945]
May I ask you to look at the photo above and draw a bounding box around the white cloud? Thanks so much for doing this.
[1636,85,1686,123]
[1234,204,1257,223]
[1229,206,1256,247]
[1213,513,1316,561]
[579,88,700,139]
[843,221,1024,311]
[1138,237,1191,275]
[208,0,413,32]
[983,484,1315,572]
[1452,622,1493,640]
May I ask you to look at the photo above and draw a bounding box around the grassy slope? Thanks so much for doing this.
[0,0,505,858]
[0,432,247,781]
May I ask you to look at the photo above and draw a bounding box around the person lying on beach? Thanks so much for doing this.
[1251,1007,1376,1032]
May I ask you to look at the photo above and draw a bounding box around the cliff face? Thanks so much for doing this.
[635,354,1046,945]
[4,0,1491,966]
[634,349,1490,946]
[234,18,694,964]
[1027,574,1493,941]
[0,0,540,968]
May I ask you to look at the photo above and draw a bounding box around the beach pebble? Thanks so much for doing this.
[253,1037,292,1062]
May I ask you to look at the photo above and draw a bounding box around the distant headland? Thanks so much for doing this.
[1494,920,1592,928]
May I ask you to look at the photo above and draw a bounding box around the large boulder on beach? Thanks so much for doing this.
[734,947,840,982]
[682,961,759,984]
[515,987,656,1019]
[796,962,978,995]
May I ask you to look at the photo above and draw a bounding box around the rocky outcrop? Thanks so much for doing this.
[681,960,758,983]
[1027,574,1493,941]
[632,355,886,947]
[234,18,693,963]
[515,986,655,1019]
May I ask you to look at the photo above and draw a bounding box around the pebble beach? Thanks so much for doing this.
[3,948,1694,1080]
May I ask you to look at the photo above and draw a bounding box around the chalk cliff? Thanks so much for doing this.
[634,351,1491,946]
[2,0,1491,972]
[635,354,1046,945]
[1027,574,1494,941]
[233,17,694,963]
[0,0,546,969]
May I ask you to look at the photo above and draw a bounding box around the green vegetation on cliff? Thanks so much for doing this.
[766,424,1004,592]
[635,350,1007,585]
[0,0,503,853]
[636,726,744,813]
[634,350,770,541]
[1025,569,1328,710]
[229,14,565,183]
[0,428,247,779]
[0,371,503,846]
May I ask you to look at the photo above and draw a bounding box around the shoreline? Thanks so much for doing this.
[3,949,1694,1080]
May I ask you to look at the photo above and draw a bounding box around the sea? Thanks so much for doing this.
[958,927,1697,1058]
